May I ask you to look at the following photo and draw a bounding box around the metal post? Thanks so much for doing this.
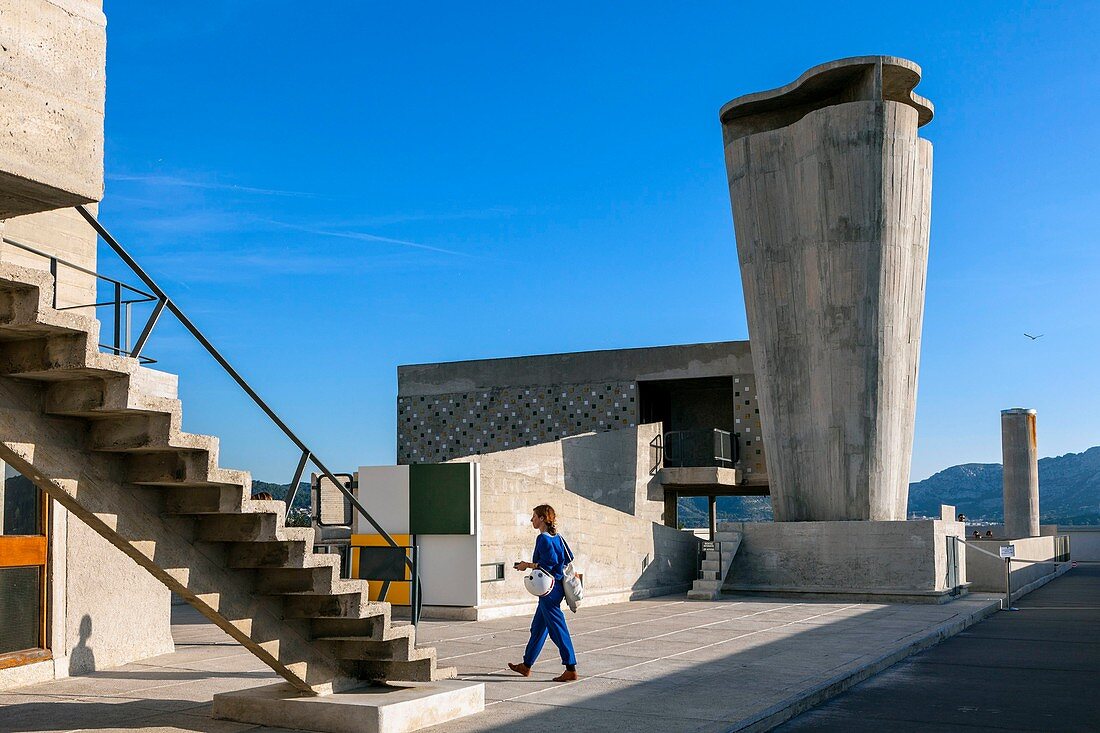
[49,258,58,309]
[411,536,420,626]
[708,495,717,542]
[113,281,122,354]
[1004,557,1015,611]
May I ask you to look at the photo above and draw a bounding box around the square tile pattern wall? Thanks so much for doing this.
[397,376,767,478]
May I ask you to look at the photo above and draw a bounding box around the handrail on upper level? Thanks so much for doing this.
[63,205,406,565]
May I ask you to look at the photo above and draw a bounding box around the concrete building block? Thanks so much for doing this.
[725,519,966,602]
[721,56,933,521]
[967,536,1066,595]
[212,680,484,733]
[0,0,106,217]
[1001,408,1040,538]
[1,207,98,309]
[448,433,699,617]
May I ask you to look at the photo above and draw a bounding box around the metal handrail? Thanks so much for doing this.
[663,428,737,468]
[2,234,159,362]
[69,205,408,566]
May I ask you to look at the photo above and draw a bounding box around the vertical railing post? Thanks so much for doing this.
[49,258,58,309]
[411,537,420,626]
[113,281,122,354]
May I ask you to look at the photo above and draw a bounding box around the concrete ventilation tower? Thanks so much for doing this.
[1001,408,1040,538]
[720,56,934,522]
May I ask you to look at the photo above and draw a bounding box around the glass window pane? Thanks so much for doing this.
[1,470,41,536]
[0,566,42,654]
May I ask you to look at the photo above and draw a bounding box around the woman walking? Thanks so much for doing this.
[509,504,579,682]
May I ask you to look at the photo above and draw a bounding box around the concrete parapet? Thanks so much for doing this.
[720,57,933,521]
[0,0,106,217]
[1001,408,1040,538]
[967,535,1067,597]
[724,519,966,602]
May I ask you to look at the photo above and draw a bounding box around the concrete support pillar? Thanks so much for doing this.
[720,57,934,521]
[1001,408,1040,538]
[663,491,678,529]
[708,495,717,541]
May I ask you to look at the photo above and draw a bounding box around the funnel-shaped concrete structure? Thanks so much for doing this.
[721,57,934,521]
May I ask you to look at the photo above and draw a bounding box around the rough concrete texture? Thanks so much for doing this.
[1061,525,1100,560]
[399,341,754,396]
[0,594,1005,733]
[725,519,967,601]
[0,0,105,217]
[447,426,699,617]
[213,680,484,733]
[1001,408,1040,538]
[1,205,98,308]
[457,424,664,521]
[967,536,1066,596]
[721,57,933,521]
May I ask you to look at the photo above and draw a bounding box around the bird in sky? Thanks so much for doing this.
[1024,333,1044,340]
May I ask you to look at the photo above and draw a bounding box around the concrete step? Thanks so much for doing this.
[701,559,720,572]
[349,659,456,683]
[0,266,454,693]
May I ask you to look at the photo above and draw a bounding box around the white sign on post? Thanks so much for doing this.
[999,545,1016,559]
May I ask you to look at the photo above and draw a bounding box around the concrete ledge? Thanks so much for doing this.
[725,585,970,605]
[212,680,484,733]
[736,597,1002,732]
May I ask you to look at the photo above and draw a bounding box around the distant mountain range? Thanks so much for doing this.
[679,446,1100,526]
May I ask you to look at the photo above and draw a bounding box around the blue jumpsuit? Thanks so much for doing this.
[523,532,577,668]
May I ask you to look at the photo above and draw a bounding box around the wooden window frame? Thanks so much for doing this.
[0,487,51,669]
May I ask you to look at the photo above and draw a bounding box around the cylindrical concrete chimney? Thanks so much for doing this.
[1001,408,1039,538]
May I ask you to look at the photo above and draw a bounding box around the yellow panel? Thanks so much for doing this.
[350,534,412,606]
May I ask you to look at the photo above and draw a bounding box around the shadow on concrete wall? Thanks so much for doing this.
[560,430,641,516]
[628,523,699,594]
[68,614,95,676]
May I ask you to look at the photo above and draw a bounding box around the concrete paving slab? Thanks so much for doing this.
[776,566,1099,732]
[0,593,1007,733]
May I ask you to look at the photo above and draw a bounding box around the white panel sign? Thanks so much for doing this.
[357,466,410,534]
[999,545,1015,558]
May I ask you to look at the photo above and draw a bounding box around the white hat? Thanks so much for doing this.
[523,568,555,597]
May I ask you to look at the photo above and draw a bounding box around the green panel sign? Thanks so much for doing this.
[409,464,473,535]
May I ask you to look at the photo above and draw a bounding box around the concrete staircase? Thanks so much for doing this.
[687,529,741,601]
[0,263,454,694]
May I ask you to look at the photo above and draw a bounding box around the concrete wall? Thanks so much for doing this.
[721,57,933,522]
[0,0,105,218]
[1,206,97,309]
[447,426,698,618]
[397,341,762,467]
[1061,526,1100,561]
[454,424,664,522]
[0,500,174,690]
[724,519,967,602]
[967,536,1066,594]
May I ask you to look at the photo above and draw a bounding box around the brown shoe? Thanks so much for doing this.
[552,670,578,682]
[508,662,531,677]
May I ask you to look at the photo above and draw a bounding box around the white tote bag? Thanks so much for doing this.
[560,536,584,613]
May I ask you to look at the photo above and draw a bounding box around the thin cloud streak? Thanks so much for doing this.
[266,220,473,257]
[108,173,324,199]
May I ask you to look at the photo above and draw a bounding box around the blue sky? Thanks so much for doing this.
[97,1,1098,484]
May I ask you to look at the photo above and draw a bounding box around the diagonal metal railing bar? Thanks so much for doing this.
[72,205,404,558]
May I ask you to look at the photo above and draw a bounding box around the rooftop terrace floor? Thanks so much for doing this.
[777,563,1100,732]
[0,590,1023,733]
